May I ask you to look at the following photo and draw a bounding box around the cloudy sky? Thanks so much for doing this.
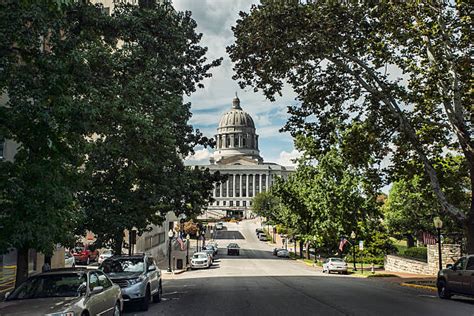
[172,0,302,166]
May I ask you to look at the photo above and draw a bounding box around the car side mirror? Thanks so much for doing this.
[148,265,157,272]
[90,286,104,295]
[446,264,453,269]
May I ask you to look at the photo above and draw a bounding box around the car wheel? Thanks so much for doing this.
[437,280,451,299]
[139,287,151,311]
[113,301,121,316]
[153,283,162,303]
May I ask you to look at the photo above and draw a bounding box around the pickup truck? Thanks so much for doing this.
[437,255,474,299]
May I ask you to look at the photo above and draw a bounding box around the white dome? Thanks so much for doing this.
[218,97,255,129]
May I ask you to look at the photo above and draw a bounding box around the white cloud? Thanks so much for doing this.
[272,149,303,167]
[185,148,214,165]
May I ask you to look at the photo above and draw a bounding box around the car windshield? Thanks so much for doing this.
[102,250,112,255]
[330,258,343,262]
[193,254,207,259]
[101,258,144,274]
[7,273,87,300]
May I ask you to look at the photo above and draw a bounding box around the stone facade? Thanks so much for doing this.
[384,244,462,275]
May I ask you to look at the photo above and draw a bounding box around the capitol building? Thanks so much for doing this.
[198,95,294,219]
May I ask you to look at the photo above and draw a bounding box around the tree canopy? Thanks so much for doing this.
[228,1,473,251]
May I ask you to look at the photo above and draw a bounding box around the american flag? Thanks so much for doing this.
[339,238,348,252]
[422,232,437,245]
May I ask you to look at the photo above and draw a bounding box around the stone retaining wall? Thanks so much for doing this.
[385,244,461,275]
[384,255,431,275]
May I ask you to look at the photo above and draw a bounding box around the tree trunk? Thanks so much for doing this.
[299,241,304,258]
[15,247,29,288]
[465,200,474,254]
[112,231,123,255]
[306,242,310,260]
[406,235,415,248]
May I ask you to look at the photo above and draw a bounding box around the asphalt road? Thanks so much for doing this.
[124,220,474,316]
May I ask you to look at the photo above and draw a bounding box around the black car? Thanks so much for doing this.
[227,243,240,255]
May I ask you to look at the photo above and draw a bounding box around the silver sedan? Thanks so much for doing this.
[0,268,123,316]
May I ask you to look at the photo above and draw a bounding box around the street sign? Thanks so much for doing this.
[359,240,364,250]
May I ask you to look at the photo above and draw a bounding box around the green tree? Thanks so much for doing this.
[0,1,104,284]
[79,1,222,253]
[228,2,473,250]
[251,191,280,221]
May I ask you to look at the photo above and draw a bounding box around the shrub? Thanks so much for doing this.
[399,247,427,261]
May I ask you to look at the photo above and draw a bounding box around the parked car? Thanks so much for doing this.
[207,242,219,254]
[322,258,348,274]
[0,268,123,316]
[98,249,114,264]
[437,255,474,299]
[73,244,99,265]
[273,248,285,256]
[258,234,268,241]
[277,249,290,258]
[202,248,215,262]
[191,252,211,269]
[216,222,224,230]
[256,228,264,235]
[227,243,240,256]
[65,251,76,268]
[203,244,218,256]
[100,254,162,311]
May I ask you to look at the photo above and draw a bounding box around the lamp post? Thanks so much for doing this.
[196,229,200,252]
[434,217,443,271]
[186,234,190,268]
[351,231,357,272]
[201,230,206,248]
[167,229,174,272]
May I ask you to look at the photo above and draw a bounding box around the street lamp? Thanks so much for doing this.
[186,234,190,268]
[196,229,200,252]
[167,229,174,272]
[351,231,357,272]
[201,230,206,248]
[434,217,443,271]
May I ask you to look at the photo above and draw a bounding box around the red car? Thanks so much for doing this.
[72,244,99,265]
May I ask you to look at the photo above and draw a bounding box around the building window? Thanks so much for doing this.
[222,180,227,197]
[230,201,233,207]
[215,183,220,198]
[248,174,253,197]
[242,174,246,197]
[249,201,252,206]
[223,201,226,206]
[216,201,219,206]
[236,201,240,207]
[255,174,260,194]
[235,175,240,197]
[229,175,233,197]
[226,136,230,148]
[262,174,267,192]
[243,201,247,207]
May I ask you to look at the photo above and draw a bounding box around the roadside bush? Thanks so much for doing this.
[399,247,427,261]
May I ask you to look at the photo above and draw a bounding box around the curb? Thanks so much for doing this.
[400,282,437,292]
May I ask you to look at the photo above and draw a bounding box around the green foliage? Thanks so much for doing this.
[228,1,472,250]
[398,247,428,262]
[251,191,280,221]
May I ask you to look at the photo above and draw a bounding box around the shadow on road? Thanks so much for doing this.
[213,230,245,240]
